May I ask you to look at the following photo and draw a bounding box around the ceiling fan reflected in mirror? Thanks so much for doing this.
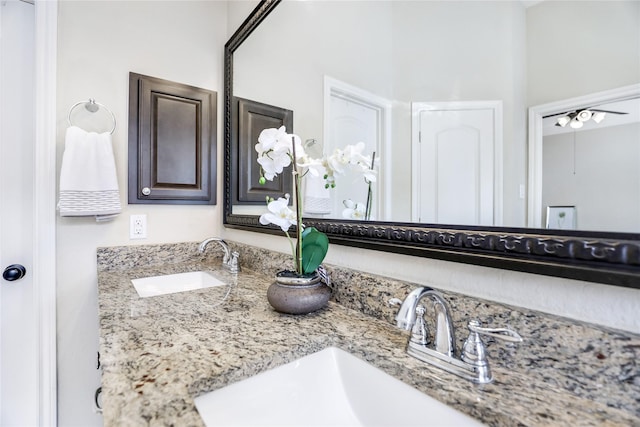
[545,108,628,129]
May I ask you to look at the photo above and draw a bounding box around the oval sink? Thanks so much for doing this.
[131,271,226,298]
[194,347,484,426]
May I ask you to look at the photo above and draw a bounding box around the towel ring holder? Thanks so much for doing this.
[67,99,116,134]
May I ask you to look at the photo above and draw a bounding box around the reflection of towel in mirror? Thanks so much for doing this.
[303,174,331,215]
[58,126,121,220]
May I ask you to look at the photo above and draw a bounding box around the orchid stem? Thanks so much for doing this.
[365,152,375,221]
[283,230,296,270]
[290,136,303,275]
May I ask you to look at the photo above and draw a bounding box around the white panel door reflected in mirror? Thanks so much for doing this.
[412,101,502,226]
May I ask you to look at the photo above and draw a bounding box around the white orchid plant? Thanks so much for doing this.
[342,199,367,220]
[256,126,376,276]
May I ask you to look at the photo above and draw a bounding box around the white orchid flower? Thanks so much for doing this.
[259,197,298,232]
[257,150,292,181]
[256,127,308,181]
[362,167,377,183]
[344,142,371,165]
[326,147,348,176]
[256,126,287,155]
[297,155,327,178]
[274,132,306,160]
[342,199,367,220]
[324,143,377,185]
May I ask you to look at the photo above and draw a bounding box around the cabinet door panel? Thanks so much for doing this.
[232,97,293,204]
[155,94,198,186]
[129,72,216,204]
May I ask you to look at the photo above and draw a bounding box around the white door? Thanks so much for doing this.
[0,1,38,425]
[327,95,380,219]
[413,102,502,225]
[324,77,390,221]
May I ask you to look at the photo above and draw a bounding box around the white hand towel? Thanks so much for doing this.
[58,126,121,219]
[303,174,331,215]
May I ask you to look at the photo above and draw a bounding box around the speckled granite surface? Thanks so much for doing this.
[97,242,640,426]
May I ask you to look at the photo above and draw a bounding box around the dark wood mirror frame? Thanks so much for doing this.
[224,0,640,289]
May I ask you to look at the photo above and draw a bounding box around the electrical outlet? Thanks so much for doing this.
[130,214,147,239]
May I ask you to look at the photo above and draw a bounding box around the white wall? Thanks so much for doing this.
[543,123,640,232]
[234,1,394,147]
[390,1,527,225]
[527,0,640,106]
[56,2,227,425]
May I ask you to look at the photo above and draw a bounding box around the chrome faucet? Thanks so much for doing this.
[198,237,240,273]
[395,287,456,356]
[393,287,522,384]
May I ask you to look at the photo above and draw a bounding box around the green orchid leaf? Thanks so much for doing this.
[301,227,329,274]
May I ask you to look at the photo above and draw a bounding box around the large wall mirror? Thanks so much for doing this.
[224,0,640,288]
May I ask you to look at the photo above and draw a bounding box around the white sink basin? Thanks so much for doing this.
[131,271,226,298]
[194,347,484,426]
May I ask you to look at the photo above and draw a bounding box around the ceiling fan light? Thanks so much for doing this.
[556,116,571,127]
[577,110,592,122]
[592,111,606,123]
[569,117,584,129]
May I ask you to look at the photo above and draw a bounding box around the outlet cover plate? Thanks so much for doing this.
[130,214,147,239]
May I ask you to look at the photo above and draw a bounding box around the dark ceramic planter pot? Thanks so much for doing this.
[267,271,331,315]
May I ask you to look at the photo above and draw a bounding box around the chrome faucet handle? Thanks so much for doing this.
[467,320,523,343]
[410,305,429,346]
[461,319,522,383]
[388,297,403,307]
[227,251,240,273]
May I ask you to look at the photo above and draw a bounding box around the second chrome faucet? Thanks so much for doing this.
[198,237,240,274]
[393,287,522,384]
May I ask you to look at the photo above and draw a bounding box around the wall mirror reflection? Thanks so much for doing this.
[225,0,640,288]
[230,0,639,234]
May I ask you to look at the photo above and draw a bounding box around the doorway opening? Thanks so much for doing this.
[323,76,391,220]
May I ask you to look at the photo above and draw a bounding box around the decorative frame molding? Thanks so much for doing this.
[224,0,640,289]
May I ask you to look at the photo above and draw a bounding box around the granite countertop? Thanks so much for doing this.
[98,257,639,427]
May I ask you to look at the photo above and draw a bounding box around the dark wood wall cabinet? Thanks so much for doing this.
[128,72,217,204]
[231,97,293,205]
